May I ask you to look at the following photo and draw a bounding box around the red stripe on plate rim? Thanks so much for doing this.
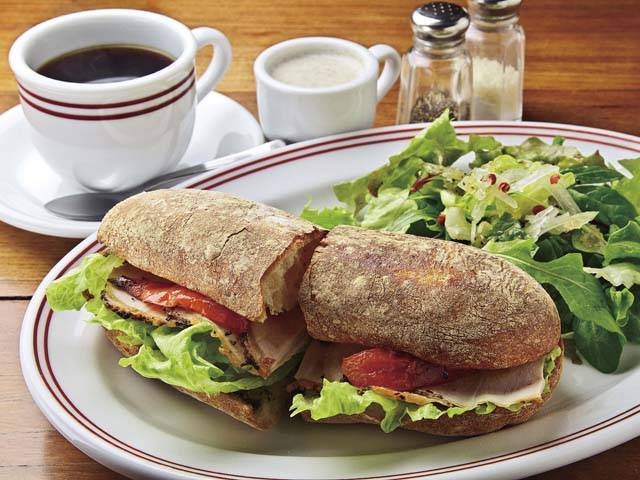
[19,75,195,121]
[31,124,640,479]
[17,68,195,109]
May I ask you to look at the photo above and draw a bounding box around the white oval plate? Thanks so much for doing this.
[0,91,263,238]
[21,122,640,480]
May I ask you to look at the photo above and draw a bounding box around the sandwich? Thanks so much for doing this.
[291,225,562,436]
[46,189,326,430]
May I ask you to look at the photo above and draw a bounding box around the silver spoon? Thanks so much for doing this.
[44,140,285,222]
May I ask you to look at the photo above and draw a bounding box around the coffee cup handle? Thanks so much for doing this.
[191,27,232,103]
[368,45,401,102]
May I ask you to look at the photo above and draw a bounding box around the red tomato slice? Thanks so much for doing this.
[342,347,468,391]
[120,277,249,334]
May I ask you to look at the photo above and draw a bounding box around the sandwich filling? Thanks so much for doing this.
[46,253,307,396]
[290,341,562,433]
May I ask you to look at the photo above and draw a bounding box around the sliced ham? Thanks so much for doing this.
[294,341,364,389]
[245,307,309,377]
[423,357,546,408]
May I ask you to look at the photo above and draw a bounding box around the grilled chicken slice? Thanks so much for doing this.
[101,265,308,378]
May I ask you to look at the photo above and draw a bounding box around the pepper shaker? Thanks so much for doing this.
[396,2,472,124]
[466,0,525,120]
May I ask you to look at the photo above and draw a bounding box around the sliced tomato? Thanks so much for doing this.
[342,347,468,391]
[120,277,249,334]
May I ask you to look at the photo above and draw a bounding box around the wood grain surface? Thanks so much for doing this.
[0,0,638,479]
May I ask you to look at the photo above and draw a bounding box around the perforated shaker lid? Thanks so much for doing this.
[468,0,522,21]
[411,3,470,45]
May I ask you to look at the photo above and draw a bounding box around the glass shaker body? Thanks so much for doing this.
[397,41,472,124]
[466,4,525,120]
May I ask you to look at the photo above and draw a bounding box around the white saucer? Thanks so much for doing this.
[0,91,264,238]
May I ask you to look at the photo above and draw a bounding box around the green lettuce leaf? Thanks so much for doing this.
[332,157,425,216]
[300,203,355,229]
[612,158,640,209]
[291,379,472,433]
[45,251,297,396]
[115,318,297,395]
[389,110,468,167]
[468,134,504,167]
[484,238,624,372]
[46,253,123,311]
[87,299,155,346]
[585,263,640,289]
[291,348,561,433]
[360,188,429,233]
[603,220,640,265]
[503,137,605,168]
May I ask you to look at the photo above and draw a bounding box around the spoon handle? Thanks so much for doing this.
[134,140,285,192]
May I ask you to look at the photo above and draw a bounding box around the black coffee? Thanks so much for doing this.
[37,45,174,84]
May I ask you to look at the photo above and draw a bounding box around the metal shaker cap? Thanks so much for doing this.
[412,3,470,46]
[468,0,522,21]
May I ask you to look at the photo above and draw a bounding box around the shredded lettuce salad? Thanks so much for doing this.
[45,253,297,395]
[290,347,562,433]
[302,111,640,374]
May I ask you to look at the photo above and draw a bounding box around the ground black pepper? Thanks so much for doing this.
[409,89,470,123]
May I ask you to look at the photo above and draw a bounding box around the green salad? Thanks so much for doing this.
[302,111,640,374]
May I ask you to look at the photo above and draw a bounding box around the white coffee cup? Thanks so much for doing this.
[9,9,232,192]
[254,37,401,142]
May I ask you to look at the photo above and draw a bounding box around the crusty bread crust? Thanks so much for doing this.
[104,330,288,430]
[299,225,560,369]
[302,349,563,436]
[98,189,325,322]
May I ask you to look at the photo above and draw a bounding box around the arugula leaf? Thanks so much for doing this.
[300,204,355,229]
[623,288,640,343]
[571,224,607,254]
[603,220,640,265]
[544,285,574,333]
[607,288,635,327]
[612,158,640,209]
[573,316,625,373]
[484,213,527,243]
[535,235,575,262]
[569,186,637,227]
[484,239,624,372]
[585,263,640,289]
[561,165,623,185]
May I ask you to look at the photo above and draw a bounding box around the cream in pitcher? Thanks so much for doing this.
[270,51,364,88]
[254,37,401,142]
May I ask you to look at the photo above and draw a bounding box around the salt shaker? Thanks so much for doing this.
[396,2,472,124]
[466,0,525,120]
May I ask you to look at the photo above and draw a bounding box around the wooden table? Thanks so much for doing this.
[1,0,638,478]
